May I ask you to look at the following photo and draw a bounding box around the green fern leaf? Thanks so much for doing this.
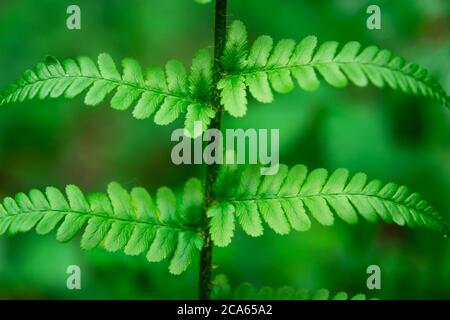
[183,49,217,135]
[221,20,248,73]
[210,274,232,300]
[217,75,247,117]
[207,164,448,246]
[212,279,375,300]
[207,202,235,246]
[0,178,205,275]
[0,52,215,138]
[219,20,449,117]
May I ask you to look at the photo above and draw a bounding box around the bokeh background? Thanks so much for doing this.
[0,0,449,299]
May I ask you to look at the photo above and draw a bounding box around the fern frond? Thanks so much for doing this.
[0,51,215,138]
[211,274,375,300]
[233,283,373,300]
[211,276,373,300]
[207,164,448,246]
[219,20,449,117]
[0,178,205,275]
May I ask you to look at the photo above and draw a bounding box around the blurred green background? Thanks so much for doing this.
[0,0,449,299]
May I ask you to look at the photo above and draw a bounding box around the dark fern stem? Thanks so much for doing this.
[199,0,227,300]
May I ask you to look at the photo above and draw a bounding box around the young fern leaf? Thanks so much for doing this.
[0,51,215,138]
[0,178,205,275]
[231,283,373,300]
[218,20,449,117]
[207,164,449,247]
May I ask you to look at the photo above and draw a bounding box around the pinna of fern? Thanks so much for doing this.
[0,179,205,275]
[208,164,448,247]
[210,274,375,300]
[218,21,449,117]
[0,50,216,138]
[0,20,448,139]
[232,284,373,301]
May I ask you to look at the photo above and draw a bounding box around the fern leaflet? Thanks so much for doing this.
[0,50,215,138]
[218,20,449,117]
[0,178,205,274]
[207,164,448,246]
[232,283,373,300]
[210,275,374,300]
